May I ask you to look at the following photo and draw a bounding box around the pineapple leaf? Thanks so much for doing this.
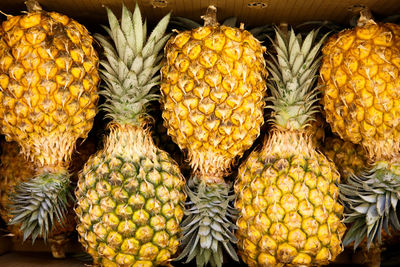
[354,225,367,249]
[222,241,239,262]
[186,245,200,264]
[354,203,370,214]
[212,245,223,267]
[153,33,172,56]
[132,4,143,53]
[105,7,119,44]
[391,191,398,209]
[148,12,171,44]
[170,16,201,31]
[359,194,377,203]
[117,59,129,82]
[142,19,147,46]
[300,29,315,56]
[176,232,198,262]
[130,56,144,74]
[288,31,301,67]
[390,210,400,230]
[211,230,224,242]
[121,5,134,49]
[376,194,386,216]
[141,38,156,59]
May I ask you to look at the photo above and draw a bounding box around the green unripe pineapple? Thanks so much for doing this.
[75,5,186,266]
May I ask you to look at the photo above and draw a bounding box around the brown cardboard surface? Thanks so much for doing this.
[0,0,399,28]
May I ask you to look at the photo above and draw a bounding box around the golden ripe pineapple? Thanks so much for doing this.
[0,0,99,240]
[320,10,400,161]
[75,5,186,266]
[162,7,267,181]
[161,6,267,266]
[235,28,345,266]
[319,9,400,249]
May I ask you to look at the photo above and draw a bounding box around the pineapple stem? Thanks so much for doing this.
[36,164,68,174]
[49,233,69,259]
[0,10,12,18]
[357,7,375,27]
[25,0,43,12]
[201,172,225,184]
[202,5,219,27]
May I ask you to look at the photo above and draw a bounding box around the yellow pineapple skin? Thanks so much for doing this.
[161,25,267,179]
[0,10,99,167]
[319,22,400,160]
[321,136,368,180]
[235,133,346,266]
[75,125,186,266]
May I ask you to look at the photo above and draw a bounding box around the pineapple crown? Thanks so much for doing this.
[340,161,400,249]
[9,173,72,242]
[95,4,171,126]
[176,176,239,267]
[267,27,327,131]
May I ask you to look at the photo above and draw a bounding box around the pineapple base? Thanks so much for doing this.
[319,19,400,162]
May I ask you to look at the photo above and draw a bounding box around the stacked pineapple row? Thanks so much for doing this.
[0,1,399,267]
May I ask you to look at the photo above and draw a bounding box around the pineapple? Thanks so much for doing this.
[0,138,96,258]
[235,28,345,266]
[0,0,99,240]
[161,6,267,266]
[319,9,400,249]
[321,136,369,181]
[75,5,186,266]
[161,6,267,182]
[319,10,400,161]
